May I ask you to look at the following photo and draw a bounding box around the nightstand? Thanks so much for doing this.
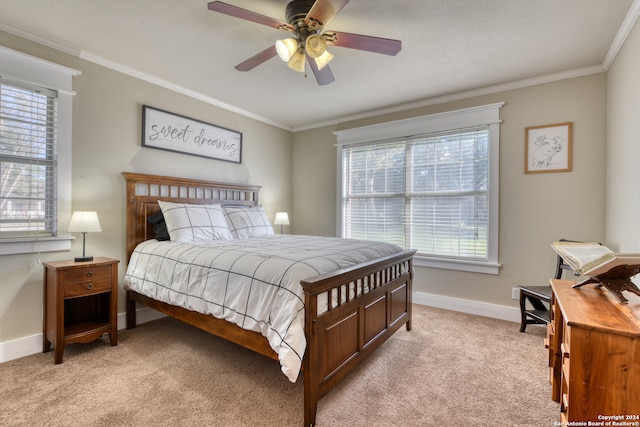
[43,257,119,364]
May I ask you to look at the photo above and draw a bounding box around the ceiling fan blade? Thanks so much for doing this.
[326,31,401,56]
[235,45,278,71]
[208,1,293,31]
[307,54,335,85]
[305,0,351,28]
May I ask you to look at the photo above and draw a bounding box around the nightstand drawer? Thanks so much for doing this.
[60,265,112,284]
[64,278,112,297]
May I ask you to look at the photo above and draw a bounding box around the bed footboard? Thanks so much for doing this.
[301,249,416,426]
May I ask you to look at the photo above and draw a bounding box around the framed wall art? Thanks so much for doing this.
[524,122,572,174]
[141,105,242,164]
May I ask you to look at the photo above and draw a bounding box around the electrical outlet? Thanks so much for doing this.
[512,287,520,300]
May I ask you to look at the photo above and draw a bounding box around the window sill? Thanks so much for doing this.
[414,254,501,275]
[0,235,73,256]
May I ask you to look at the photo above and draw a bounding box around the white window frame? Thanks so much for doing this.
[0,46,80,255]
[335,103,503,274]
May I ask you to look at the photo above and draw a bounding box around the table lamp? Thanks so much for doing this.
[274,212,290,234]
[68,211,102,262]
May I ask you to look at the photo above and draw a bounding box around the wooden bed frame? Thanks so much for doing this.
[122,172,416,426]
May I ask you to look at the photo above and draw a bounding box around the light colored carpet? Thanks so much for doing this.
[0,305,558,426]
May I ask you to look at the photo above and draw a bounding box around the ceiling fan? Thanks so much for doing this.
[207,0,402,85]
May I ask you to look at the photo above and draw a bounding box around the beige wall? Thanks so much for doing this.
[4,13,638,349]
[606,15,640,253]
[0,32,293,343]
[292,74,608,308]
[292,125,339,237]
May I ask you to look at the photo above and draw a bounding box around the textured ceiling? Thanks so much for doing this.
[0,0,637,130]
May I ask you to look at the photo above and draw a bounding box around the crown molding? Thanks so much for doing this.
[0,21,293,131]
[603,0,640,69]
[292,65,606,132]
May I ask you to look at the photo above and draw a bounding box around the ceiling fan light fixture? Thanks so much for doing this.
[314,49,334,70]
[207,1,402,85]
[275,38,298,62]
[305,34,327,58]
[287,49,306,73]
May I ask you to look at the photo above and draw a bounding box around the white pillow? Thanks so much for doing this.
[223,206,274,239]
[158,200,233,242]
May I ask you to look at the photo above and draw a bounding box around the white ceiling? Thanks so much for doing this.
[0,0,638,130]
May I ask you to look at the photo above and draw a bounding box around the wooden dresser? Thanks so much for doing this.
[547,279,640,424]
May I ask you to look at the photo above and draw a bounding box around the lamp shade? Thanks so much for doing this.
[68,211,102,233]
[274,212,290,226]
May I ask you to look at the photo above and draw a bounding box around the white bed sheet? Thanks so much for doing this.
[123,234,403,382]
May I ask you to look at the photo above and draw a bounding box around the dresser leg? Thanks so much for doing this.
[54,346,64,364]
[108,331,118,346]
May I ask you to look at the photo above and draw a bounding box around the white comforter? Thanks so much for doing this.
[123,235,402,382]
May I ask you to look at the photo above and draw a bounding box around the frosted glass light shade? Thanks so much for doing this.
[314,50,334,70]
[287,50,306,73]
[275,38,298,62]
[305,34,327,58]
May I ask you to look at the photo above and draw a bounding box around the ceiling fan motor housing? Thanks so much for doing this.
[286,0,317,39]
[285,0,315,24]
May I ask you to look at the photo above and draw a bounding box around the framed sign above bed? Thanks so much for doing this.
[141,105,242,163]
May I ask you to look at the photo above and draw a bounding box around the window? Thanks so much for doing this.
[336,104,503,274]
[0,46,79,255]
[0,79,57,237]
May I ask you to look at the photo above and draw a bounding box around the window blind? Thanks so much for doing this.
[0,77,58,237]
[341,127,490,260]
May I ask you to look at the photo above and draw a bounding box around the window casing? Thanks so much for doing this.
[0,46,79,255]
[336,104,503,274]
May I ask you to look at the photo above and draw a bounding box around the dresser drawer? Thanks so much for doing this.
[60,265,112,284]
[63,278,112,297]
[61,265,113,298]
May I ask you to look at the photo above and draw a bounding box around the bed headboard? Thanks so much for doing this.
[122,172,261,261]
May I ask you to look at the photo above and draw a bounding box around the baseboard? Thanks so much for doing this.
[0,333,43,364]
[0,306,166,364]
[413,291,521,323]
[1,296,518,364]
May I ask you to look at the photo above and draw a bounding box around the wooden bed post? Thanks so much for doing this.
[126,290,137,329]
[304,288,319,426]
[406,257,414,331]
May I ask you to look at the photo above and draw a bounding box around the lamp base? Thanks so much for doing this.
[74,256,94,262]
